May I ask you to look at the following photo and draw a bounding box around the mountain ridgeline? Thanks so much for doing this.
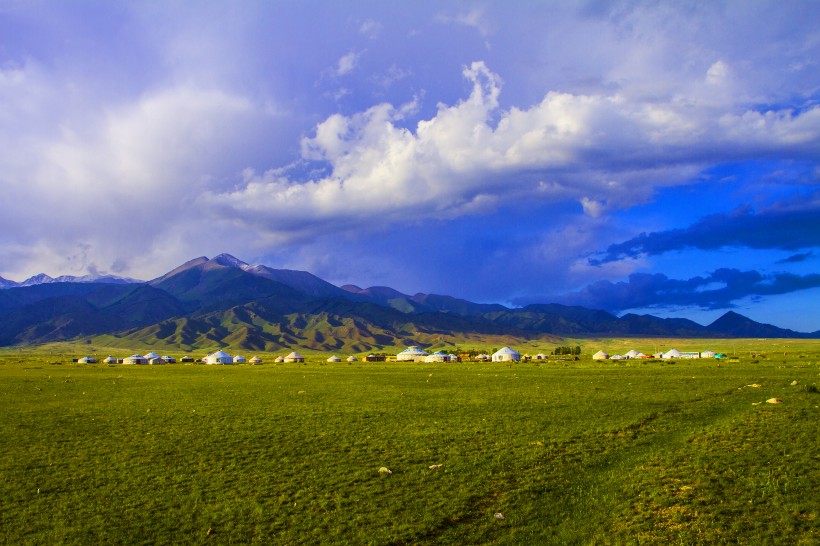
[0,254,816,350]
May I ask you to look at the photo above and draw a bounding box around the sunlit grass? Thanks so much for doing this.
[0,351,818,544]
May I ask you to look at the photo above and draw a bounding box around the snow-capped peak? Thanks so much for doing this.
[0,272,141,289]
[20,273,54,286]
[52,274,141,284]
[211,253,251,270]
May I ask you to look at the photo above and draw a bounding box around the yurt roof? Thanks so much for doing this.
[493,347,519,355]
[144,352,160,359]
[346,356,357,361]
[399,346,428,355]
[211,350,232,358]
[286,351,303,359]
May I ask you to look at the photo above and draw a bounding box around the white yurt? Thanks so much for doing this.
[275,356,285,363]
[663,349,682,359]
[397,346,429,362]
[123,354,147,365]
[250,356,262,364]
[161,355,177,363]
[180,355,195,363]
[234,355,247,364]
[448,354,459,362]
[625,350,640,359]
[492,347,521,362]
[346,356,358,362]
[701,350,716,359]
[327,355,342,362]
[78,356,97,364]
[474,354,490,361]
[592,350,609,360]
[149,357,166,365]
[535,353,547,360]
[284,352,304,363]
[205,350,234,365]
[143,352,160,360]
[103,355,116,364]
[610,354,626,360]
[424,351,450,363]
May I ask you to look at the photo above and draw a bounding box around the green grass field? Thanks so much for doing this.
[1,343,818,544]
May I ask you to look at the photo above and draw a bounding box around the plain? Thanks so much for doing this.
[1,342,818,544]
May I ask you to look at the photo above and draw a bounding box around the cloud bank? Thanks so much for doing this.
[205,61,820,246]
[542,269,820,313]
[591,192,820,265]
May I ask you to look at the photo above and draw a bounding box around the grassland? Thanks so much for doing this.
[1,341,818,544]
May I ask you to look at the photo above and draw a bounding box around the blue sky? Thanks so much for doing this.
[1,1,818,331]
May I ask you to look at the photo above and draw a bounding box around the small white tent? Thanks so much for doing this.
[123,354,147,365]
[205,351,233,365]
[143,352,160,360]
[492,347,521,362]
[346,356,358,362]
[149,357,166,365]
[161,355,176,363]
[663,349,681,359]
[424,351,450,363]
[78,356,97,364]
[592,350,609,360]
[250,356,262,364]
[234,355,247,364]
[284,352,304,363]
[103,355,116,364]
[327,355,342,362]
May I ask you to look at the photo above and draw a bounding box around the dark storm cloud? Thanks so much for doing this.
[539,268,820,312]
[591,197,820,265]
[777,251,814,264]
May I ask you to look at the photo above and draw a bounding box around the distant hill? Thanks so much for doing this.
[0,253,816,349]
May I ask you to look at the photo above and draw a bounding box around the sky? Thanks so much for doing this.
[1,1,819,332]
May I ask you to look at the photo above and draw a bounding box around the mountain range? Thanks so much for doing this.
[0,253,816,350]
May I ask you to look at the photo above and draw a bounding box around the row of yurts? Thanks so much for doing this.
[592,349,726,360]
[74,347,525,365]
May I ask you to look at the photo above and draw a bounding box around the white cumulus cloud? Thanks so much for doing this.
[202,60,820,244]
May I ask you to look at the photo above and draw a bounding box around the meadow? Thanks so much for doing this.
[1,342,818,544]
